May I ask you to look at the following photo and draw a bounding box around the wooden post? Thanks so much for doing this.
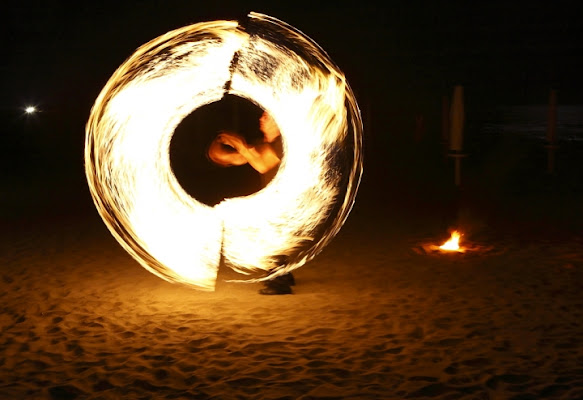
[441,95,450,159]
[545,89,558,174]
[448,85,466,186]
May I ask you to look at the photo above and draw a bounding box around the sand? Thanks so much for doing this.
[2,127,583,399]
[2,171,583,400]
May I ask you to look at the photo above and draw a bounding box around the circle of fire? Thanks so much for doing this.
[85,12,363,290]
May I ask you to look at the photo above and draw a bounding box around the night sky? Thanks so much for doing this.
[2,0,583,220]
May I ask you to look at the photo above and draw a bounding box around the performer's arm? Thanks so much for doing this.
[237,142,280,174]
[214,132,280,174]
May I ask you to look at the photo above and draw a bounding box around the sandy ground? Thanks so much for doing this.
[2,172,583,400]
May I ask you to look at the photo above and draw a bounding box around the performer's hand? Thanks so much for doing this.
[208,132,248,167]
[217,132,246,151]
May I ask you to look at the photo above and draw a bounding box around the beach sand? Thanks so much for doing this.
[2,142,583,399]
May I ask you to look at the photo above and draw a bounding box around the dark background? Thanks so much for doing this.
[2,0,583,225]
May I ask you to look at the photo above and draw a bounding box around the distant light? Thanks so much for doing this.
[25,106,37,114]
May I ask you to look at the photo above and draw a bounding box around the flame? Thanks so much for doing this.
[439,231,463,252]
[85,13,363,291]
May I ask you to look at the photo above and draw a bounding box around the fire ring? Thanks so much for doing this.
[85,12,363,290]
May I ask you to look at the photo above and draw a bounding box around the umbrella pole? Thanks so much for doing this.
[449,152,467,186]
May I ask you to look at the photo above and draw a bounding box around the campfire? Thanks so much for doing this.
[439,230,464,252]
[415,229,493,255]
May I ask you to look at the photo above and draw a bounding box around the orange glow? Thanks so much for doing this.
[439,231,464,252]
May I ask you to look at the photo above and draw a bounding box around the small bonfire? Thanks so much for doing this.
[438,230,465,252]
[415,230,494,255]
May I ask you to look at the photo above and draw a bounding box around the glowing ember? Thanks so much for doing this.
[439,231,464,252]
[85,13,363,291]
